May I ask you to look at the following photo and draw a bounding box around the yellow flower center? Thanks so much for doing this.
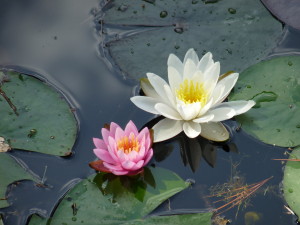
[117,134,140,154]
[176,79,207,104]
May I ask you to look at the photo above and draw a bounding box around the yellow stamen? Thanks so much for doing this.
[176,79,207,104]
[117,133,140,154]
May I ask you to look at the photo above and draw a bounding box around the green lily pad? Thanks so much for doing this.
[0,70,77,155]
[0,153,38,208]
[283,147,300,219]
[229,56,300,147]
[101,0,281,81]
[29,167,212,224]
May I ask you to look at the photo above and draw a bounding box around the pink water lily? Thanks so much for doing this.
[90,121,153,176]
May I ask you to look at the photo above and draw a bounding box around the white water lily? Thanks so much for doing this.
[131,49,255,142]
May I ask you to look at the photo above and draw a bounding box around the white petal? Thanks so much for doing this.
[215,100,255,115]
[168,66,183,92]
[147,73,170,103]
[183,48,199,65]
[168,53,183,75]
[191,70,205,84]
[212,73,239,105]
[177,101,201,120]
[208,107,235,122]
[200,122,230,142]
[130,96,160,114]
[164,84,176,107]
[183,59,197,79]
[203,62,220,95]
[198,98,214,116]
[193,114,214,123]
[210,84,225,105]
[140,78,160,99]
[183,121,201,138]
[155,103,182,120]
[152,118,183,142]
[197,52,213,73]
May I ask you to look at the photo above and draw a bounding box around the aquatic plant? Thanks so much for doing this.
[131,49,255,142]
[90,121,153,176]
[207,176,272,216]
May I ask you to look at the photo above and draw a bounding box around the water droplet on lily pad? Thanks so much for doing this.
[228,8,236,14]
[118,4,128,12]
[160,11,168,18]
[28,129,37,138]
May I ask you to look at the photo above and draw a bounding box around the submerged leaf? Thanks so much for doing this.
[100,0,282,81]
[0,70,77,156]
[28,167,212,224]
[229,56,300,147]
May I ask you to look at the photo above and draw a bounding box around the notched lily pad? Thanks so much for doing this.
[100,0,282,81]
[283,147,300,219]
[0,153,38,208]
[261,0,300,30]
[229,56,300,147]
[29,167,212,224]
[0,70,77,156]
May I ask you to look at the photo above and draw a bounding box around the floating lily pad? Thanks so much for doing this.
[101,0,282,81]
[29,167,212,224]
[283,147,300,219]
[0,153,38,208]
[229,56,300,147]
[0,70,77,155]
[261,0,300,30]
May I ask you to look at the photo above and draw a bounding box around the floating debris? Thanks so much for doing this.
[0,137,10,152]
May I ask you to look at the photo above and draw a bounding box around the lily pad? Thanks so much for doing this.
[229,56,300,147]
[29,167,212,224]
[283,147,300,219]
[0,70,77,155]
[0,153,38,208]
[261,0,300,30]
[100,0,282,81]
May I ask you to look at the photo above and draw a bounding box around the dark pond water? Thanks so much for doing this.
[0,0,299,224]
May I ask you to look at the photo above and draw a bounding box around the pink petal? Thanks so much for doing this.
[103,162,123,171]
[121,161,136,170]
[128,150,138,161]
[117,149,128,162]
[107,145,119,162]
[132,160,144,170]
[93,138,107,149]
[108,136,117,153]
[109,122,120,137]
[138,135,146,149]
[138,146,146,160]
[93,149,115,164]
[112,170,129,175]
[143,149,153,165]
[115,127,125,141]
[101,128,110,145]
[124,120,139,136]
[137,128,147,142]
